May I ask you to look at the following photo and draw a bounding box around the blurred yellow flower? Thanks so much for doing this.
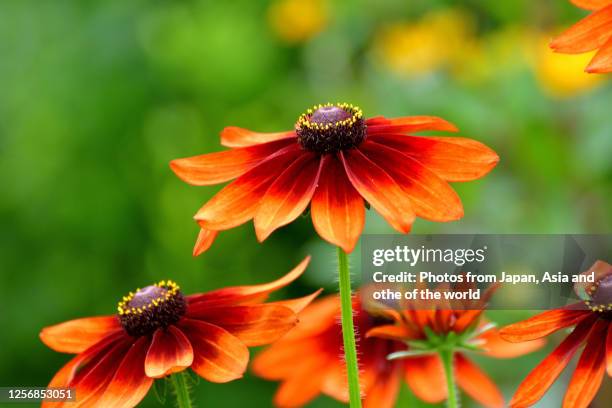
[531,35,603,98]
[373,9,474,77]
[268,0,327,44]
[451,26,535,84]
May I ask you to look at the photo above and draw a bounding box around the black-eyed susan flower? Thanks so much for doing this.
[254,289,542,408]
[170,102,499,255]
[501,261,612,408]
[253,294,401,408]
[40,258,317,408]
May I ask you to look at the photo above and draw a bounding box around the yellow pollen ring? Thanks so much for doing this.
[297,102,363,129]
[117,280,181,316]
[585,299,612,313]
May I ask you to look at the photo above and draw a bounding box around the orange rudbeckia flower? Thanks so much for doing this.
[253,295,400,408]
[253,289,541,408]
[39,258,317,408]
[170,103,499,255]
[365,285,543,408]
[550,0,612,73]
[500,260,612,408]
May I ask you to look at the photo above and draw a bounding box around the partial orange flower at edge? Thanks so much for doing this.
[364,283,544,408]
[550,0,612,73]
[500,260,612,408]
[253,294,402,408]
[170,103,499,256]
[253,288,543,408]
[39,257,318,408]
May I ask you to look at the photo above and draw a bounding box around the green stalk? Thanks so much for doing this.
[337,247,362,407]
[170,371,193,408]
[439,348,460,408]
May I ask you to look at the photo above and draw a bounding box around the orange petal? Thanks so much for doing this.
[365,116,388,125]
[341,148,415,233]
[96,337,153,408]
[366,115,459,134]
[69,338,134,408]
[371,133,499,182]
[170,139,293,186]
[41,332,126,408]
[320,361,350,402]
[220,127,296,148]
[40,316,121,354]
[192,228,218,256]
[268,289,322,314]
[562,322,607,408]
[186,256,310,307]
[500,309,590,342]
[195,145,301,230]
[251,337,324,379]
[272,357,331,408]
[365,324,416,341]
[453,309,484,333]
[586,36,612,72]
[179,318,249,383]
[311,156,365,253]
[281,295,340,340]
[404,355,447,403]
[455,354,504,408]
[361,141,464,222]
[571,0,612,11]
[254,153,322,241]
[509,316,596,408]
[144,326,194,378]
[186,304,298,347]
[479,328,545,358]
[44,355,88,394]
[363,365,402,408]
[550,5,612,53]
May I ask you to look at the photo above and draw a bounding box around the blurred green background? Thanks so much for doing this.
[1,0,610,407]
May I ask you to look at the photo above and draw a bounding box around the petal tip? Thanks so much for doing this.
[38,327,66,353]
[254,227,270,243]
[169,159,198,185]
[446,122,460,132]
[253,217,281,243]
[399,221,414,234]
[585,62,610,73]
[169,159,181,175]
[549,38,561,51]
[192,229,218,256]
[341,244,355,253]
[38,330,49,346]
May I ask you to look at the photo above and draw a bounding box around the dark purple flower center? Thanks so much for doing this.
[585,275,612,318]
[296,103,367,154]
[310,106,352,124]
[592,276,612,305]
[129,285,167,308]
[118,280,186,337]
